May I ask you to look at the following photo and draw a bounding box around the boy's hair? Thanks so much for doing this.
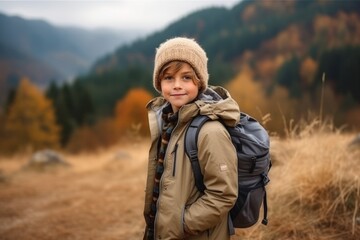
[153,37,208,93]
[158,61,200,88]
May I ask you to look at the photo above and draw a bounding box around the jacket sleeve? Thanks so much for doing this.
[183,120,238,234]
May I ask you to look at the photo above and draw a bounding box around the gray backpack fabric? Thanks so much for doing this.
[185,112,271,231]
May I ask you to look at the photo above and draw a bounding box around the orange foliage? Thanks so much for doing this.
[274,25,305,55]
[65,126,99,153]
[65,88,153,153]
[255,57,283,87]
[242,5,256,22]
[114,88,153,136]
[260,0,296,12]
[91,118,120,147]
[345,106,360,131]
[0,78,60,153]
[314,12,360,48]
[65,118,120,153]
[300,57,318,87]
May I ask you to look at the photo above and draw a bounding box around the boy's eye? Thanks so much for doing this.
[183,75,192,80]
[163,76,172,80]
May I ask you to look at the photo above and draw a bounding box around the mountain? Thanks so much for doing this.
[76,0,360,118]
[0,12,141,105]
[93,0,360,75]
[2,0,360,133]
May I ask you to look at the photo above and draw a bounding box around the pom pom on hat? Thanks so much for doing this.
[153,37,209,93]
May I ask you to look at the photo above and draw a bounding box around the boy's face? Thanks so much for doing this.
[160,62,199,112]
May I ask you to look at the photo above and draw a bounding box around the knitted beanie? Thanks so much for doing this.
[153,37,209,93]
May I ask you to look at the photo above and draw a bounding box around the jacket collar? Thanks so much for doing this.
[146,85,240,127]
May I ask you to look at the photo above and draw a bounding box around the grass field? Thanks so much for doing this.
[0,130,359,240]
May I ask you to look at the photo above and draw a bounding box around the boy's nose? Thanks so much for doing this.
[173,78,182,88]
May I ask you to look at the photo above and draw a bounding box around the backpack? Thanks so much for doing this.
[184,112,271,230]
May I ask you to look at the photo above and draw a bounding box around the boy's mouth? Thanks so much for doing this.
[170,93,186,96]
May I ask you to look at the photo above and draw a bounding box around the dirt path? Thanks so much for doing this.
[0,141,149,240]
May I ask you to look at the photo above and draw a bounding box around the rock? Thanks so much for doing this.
[348,134,360,149]
[24,149,70,171]
[111,150,132,161]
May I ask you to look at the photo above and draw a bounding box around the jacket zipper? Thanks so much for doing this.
[172,144,178,176]
[154,121,180,239]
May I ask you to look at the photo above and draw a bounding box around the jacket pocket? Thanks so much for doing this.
[172,144,178,176]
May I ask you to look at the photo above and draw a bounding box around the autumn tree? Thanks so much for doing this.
[114,88,153,137]
[300,57,318,88]
[65,117,118,153]
[226,65,299,135]
[1,78,60,153]
[226,65,267,119]
[65,125,99,153]
[64,88,152,153]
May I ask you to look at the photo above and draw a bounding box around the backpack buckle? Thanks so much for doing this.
[188,150,198,162]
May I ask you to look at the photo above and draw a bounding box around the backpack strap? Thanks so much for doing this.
[185,115,236,235]
[261,189,268,225]
[184,115,210,193]
[261,162,271,226]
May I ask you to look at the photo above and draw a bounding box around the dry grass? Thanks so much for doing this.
[233,121,360,240]
[1,127,359,240]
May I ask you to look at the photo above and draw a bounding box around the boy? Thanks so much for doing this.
[143,37,240,240]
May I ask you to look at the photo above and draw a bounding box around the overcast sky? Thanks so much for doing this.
[0,0,241,33]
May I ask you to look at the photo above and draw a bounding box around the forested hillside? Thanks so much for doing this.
[1,0,360,153]
[0,12,139,106]
[73,0,360,123]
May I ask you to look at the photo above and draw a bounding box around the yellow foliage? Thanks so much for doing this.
[226,65,267,119]
[226,65,300,136]
[1,78,60,153]
[114,88,153,136]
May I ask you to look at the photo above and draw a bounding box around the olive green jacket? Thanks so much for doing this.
[144,86,240,240]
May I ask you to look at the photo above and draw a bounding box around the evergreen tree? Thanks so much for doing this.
[316,46,360,103]
[4,88,16,114]
[46,81,73,146]
[276,56,301,98]
[72,82,95,125]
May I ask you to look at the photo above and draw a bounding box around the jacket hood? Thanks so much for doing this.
[147,85,240,127]
[194,85,240,127]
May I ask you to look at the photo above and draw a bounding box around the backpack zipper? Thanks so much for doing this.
[249,152,269,173]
